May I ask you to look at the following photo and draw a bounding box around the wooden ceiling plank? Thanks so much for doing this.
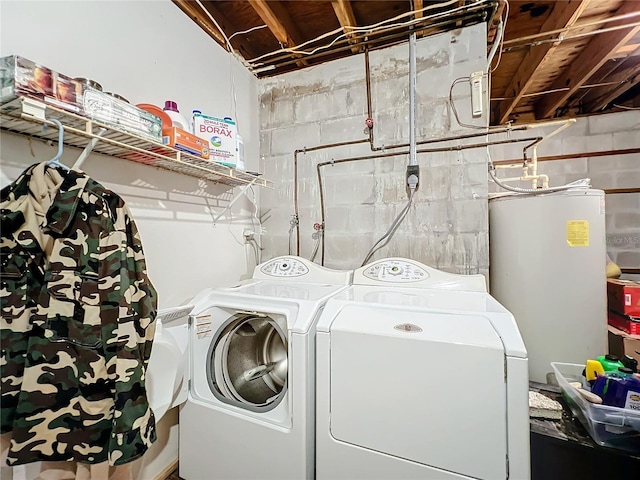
[248,0,300,47]
[331,1,360,53]
[414,0,424,37]
[535,1,640,119]
[582,56,640,112]
[414,0,423,18]
[494,0,589,125]
[456,0,465,28]
[172,0,227,50]
[248,0,308,67]
[203,2,260,59]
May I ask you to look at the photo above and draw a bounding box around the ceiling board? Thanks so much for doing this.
[175,0,640,123]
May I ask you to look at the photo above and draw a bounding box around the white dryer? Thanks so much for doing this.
[316,258,530,480]
[173,256,352,480]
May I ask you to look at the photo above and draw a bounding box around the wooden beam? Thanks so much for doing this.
[414,0,423,18]
[248,0,307,66]
[494,0,588,125]
[413,0,425,37]
[331,0,360,53]
[248,0,302,47]
[203,2,260,59]
[172,0,227,50]
[456,0,465,28]
[535,1,640,119]
[581,49,640,112]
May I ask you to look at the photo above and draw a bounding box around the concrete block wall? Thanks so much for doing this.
[488,110,640,270]
[259,23,490,275]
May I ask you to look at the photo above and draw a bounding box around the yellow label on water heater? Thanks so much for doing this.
[567,220,589,247]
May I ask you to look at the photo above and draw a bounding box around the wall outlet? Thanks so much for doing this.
[243,230,255,242]
[470,71,484,117]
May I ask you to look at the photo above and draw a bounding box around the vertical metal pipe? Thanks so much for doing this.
[409,32,417,166]
[294,151,300,255]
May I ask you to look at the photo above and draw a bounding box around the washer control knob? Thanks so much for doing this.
[388,265,403,275]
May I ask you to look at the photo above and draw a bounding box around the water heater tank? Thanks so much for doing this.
[489,189,607,383]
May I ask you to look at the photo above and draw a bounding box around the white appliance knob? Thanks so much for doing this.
[388,266,403,275]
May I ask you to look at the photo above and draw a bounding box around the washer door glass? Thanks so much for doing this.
[207,314,288,412]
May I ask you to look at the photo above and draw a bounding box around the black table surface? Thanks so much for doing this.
[529,383,639,480]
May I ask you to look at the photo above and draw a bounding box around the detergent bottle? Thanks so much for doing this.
[163,101,189,131]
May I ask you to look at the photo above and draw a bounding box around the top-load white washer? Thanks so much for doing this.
[316,257,530,480]
[165,256,352,480]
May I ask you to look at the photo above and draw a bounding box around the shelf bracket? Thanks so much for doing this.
[21,97,47,120]
[212,177,259,224]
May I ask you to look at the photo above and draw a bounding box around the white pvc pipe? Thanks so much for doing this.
[409,32,417,166]
[487,19,503,68]
[528,119,575,188]
[494,119,577,189]
[494,163,526,169]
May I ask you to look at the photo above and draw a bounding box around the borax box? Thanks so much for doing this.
[193,112,237,168]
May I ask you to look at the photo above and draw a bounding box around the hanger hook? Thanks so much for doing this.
[44,119,69,171]
[48,119,64,163]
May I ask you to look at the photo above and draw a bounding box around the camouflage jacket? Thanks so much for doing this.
[0,163,158,466]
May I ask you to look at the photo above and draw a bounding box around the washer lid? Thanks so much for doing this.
[328,304,506,480]
[316,286,527,357]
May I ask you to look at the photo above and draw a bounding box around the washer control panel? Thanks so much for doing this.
[363,259,430,282]
[260,257,310,277]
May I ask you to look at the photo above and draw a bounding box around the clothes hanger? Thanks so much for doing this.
[45,119,70,171]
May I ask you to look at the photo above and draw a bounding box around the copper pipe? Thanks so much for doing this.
[294,140,370,255]
[248,0,495,65]
[316,136,541,264]
[296,123,535,255]
[604,188,640,195]
[492,147,640,166]
[256,6,493,73]
[291,12,534,256]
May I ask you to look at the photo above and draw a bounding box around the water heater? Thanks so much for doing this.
[489,189,607,383]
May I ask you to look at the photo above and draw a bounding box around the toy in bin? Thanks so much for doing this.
[552,362,640,452]
[581,354,640,409]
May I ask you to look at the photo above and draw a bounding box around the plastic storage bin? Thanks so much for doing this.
[551,362,640,452]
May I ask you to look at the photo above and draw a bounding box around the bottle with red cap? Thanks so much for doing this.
[163,100,189,132]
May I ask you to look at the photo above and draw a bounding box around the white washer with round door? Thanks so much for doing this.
[177,256,352,480]
[316,258,530,480]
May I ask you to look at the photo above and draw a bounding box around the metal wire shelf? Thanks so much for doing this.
[0,96,273,189]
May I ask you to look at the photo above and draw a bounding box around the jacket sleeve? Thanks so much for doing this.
[105,198,158,465]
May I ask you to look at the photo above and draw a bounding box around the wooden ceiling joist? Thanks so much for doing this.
[535,1,640,119]
[202,2,259,59]
[494,0,588,125]
[581,54,640,112]
[248,0,308,66]
[331,0,360,53]
[414,0,425,36]
[414,0,423,18]
[173,0,228,50]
